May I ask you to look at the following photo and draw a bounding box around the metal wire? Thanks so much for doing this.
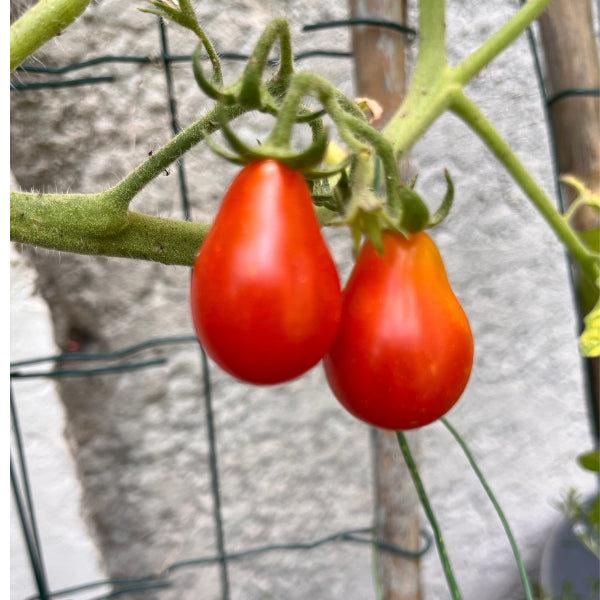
[303,17,417,40]
[10,16,418,91]
[10,386,50,600]
[10,336,433,600]
[10,335,197,368]
[20,526,431,600]
[10,76,115,90]
[10,359,168,379]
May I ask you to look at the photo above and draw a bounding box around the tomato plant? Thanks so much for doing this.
[323,230,474,430]
[190,159,342,385]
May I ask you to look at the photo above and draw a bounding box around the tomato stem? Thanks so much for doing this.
[10,102,245,265]
[10,195,209,265]
[441,419,535,600]
[449,91,600,284]
[396,431,464,600]
[10,0,92,72]
[383,0,554,159]
[238,17,294,109]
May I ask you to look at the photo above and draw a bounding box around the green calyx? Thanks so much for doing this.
[147,2,457,251]
[335,165,455,255]
[399,168,455,233]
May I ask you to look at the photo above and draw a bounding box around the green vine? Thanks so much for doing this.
[10,0,600,308]
[10,0,93,72]
[397,431,462,600]
[441,419,534,600]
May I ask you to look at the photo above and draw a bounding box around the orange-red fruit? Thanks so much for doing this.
[324,230,474,430]
[190,159,342,385]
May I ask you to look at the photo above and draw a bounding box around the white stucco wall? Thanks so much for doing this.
[10,1,598,599]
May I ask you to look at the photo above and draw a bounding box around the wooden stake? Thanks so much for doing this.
[538,0,600,439]
[348,1,423,598]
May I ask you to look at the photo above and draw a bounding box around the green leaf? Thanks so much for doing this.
[427,169,455,228]
[178,0,198,22]
[578,227,600,253]
[142,1,195,31]
[363,212,384,255]
[579,292,600,357]
[577,449,600,473]
[587,494,600,526]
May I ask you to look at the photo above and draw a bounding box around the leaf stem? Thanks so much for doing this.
[452,0,554,85]
[441,419,534,600]
[106,103,242,206]
[449,90,600,284]
[383,0,554,159]
[396,431,463,600]
[181,0,223,85]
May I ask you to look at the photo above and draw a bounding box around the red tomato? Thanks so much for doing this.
[190,159,342,385]
[323,230,473,430]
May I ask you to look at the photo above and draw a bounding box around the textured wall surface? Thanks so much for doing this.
[10,246,109,599]
[10,1,598,599]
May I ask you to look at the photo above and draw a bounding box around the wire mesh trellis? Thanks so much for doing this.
[10,4,600,600]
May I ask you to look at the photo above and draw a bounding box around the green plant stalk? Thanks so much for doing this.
[441,419,534,600]
[383,0,554,158]
[10,197,209,265]
[382,0,450,159]
[238,17,294,108]
[379,0,597,284]
[452,0,554,86]
[108,103,243,206]
[450,91,600,284]
[396,432,463,600]
[10,0,92,72]
[178,0,223,85]
[10,102,242,264]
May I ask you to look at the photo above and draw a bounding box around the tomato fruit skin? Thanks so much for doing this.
[323,230,474,430]
[190,159,342,385]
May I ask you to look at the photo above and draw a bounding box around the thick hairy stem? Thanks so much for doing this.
[10,103,244,263]
[11,196,209,266]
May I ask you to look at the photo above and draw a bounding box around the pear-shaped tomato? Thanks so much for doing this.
[324,230,473,430]
[190,159,342,385]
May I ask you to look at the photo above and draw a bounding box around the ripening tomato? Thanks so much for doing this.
[190,159,342,385]
[323,230,474,430]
